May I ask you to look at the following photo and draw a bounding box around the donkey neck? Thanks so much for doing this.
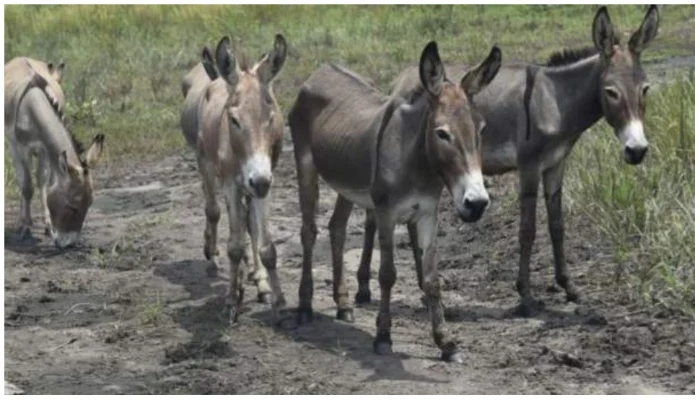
[24,88,81,168]
[391,97,440,184]
[542,55,604,137]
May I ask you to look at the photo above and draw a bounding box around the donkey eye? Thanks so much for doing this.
[436,129,451,142]
[604,87,620,101]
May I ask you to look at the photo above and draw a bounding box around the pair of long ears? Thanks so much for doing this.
[58,133,105,179]
[593,5,660,58]
[200,34,288,86]
[47,61,65,83]
[419,41,501,99]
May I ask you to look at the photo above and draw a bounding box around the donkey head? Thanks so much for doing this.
[593,5,659,165]
[48,133,104,248]
[208,34,287,198]
[419,41,501,222]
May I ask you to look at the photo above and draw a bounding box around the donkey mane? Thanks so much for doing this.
[545,47,600,67]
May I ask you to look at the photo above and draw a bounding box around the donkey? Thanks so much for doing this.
[5,57,105,249]
[356,5,660,316]
[288,41,501,362]
[180,34,288,322]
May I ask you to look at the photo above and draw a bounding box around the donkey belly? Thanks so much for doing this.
[332,184,374,209]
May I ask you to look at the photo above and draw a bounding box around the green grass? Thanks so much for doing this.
[566,72,695,317]
[4,5,695,314]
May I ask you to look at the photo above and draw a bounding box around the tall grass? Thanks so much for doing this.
[566,72,695,316]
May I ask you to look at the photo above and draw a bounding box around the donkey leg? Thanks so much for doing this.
[329,195,354,322]
[355,208,376,305]
[294,147,319,325]
[248,197,285,319]
[247,199,273,304]
[36,149,52,236]
[197,155,220,266]
[516,169,542,316]
[373,212,397,356]
[408,221,430,307]
[223,182,247,324]
[418,214,461,362]
[11,144,33,240]
[543,162,581,303]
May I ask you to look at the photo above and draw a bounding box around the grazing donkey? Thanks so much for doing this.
[180,34,288,322]
[288,41,501,361]
[5,57,105,249]
[357,5,660,316]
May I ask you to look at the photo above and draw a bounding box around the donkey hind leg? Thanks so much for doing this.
[36,148,52,236]
[223,182,247,324]
[373,212,397,356]
[294,146,319,325]
[355,208,376,305]
[11,144,33,240]
[329,195,355,322]
[516,168,544,317]
[197,155,220,268]
[417,214,461,362]
[543,162,580,303]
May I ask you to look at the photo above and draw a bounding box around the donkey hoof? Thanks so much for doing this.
[296,307,313,325]
[355,290,371,305]
[441,350,464,364]
[336,308,355,323]
[515,297,544,318]
[258,293,272,304]
[228,307,240,325]
[205,262,218,278]
[373,340,393,356]
[43,226,51,237]
[566,288,582,303]
[204,247,217,261]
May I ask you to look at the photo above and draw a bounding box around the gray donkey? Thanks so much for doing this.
[355,5,660,316]
[288,41,501,362]
[5,57,105,248]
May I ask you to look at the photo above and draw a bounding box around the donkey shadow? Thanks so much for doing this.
[154,258,446,384]
[4,226,74,258]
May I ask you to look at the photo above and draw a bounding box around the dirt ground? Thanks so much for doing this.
[4,128,695,394]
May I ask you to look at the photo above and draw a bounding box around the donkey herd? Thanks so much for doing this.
[5,6,660,362]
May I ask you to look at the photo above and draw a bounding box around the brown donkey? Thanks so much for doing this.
[180,34,287,322]
[5,57,104,248]
[357,6,660,316]
[288,42,501,362]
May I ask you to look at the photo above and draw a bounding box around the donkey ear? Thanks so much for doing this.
[86,133,105,169]
[215,36,238,86]
[52,62,65,83]
[461,46,501,97]
[419,41,445,97]
[201,46,218,81]
[628,5,660,55]
[254,34,288,84]
[58,150,80,178]
[592,6,617,57]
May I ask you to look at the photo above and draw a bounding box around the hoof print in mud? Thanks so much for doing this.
[336,308,354,323]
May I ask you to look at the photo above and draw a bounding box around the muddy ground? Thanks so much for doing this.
[4,128,695,394]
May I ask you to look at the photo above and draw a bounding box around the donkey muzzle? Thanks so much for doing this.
[624,146,648,165]
[248,175,271,198]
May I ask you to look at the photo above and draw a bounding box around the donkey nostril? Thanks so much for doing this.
[624,146,648,164]
[249,176,271,198]
[464,198,488,214]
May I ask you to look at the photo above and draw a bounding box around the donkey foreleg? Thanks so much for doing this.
[10,143,33,239]
[418,214,461,363]
[373,211,396,356]
[355,208,376,305]
[516,168,542,316]
[223,182,247,324]
[543,162,580,303]
[329,195,354,322]
[36,149,52,236]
